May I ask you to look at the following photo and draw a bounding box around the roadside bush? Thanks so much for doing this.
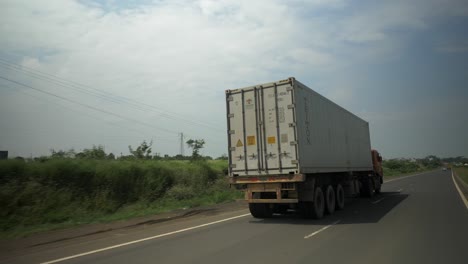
[382,159,432,177]
[0,159,27,184]
[166,185,196,200]
[141,165,175,201]
[0,158,234,234]
[43,159,97,193]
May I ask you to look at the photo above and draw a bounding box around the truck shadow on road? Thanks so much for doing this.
[249,191,409,226]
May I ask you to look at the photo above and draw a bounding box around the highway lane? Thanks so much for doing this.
[5,170,468,264]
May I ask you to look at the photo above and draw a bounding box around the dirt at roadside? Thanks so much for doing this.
[0,200,248,256]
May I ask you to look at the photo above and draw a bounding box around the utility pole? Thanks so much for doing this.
[180,132,184,156]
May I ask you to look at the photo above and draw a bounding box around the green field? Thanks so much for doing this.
[0,159,242,238]
[382,159,436,179]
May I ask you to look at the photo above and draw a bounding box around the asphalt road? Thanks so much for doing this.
[3,170,468,264]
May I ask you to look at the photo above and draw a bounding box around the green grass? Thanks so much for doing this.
[383,162,425,179]
[383,167,428,179]
[0,159,242,238]
[382,159,434,179]
[453,167,468,185]
[2,182,243,238]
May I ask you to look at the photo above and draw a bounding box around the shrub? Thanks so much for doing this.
[0,159,27,184]
[0,158,235,235]
[166,185,196,200]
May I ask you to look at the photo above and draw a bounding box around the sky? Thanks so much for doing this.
[0,0,467,159]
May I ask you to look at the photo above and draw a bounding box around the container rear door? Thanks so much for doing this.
[226,81,298,176]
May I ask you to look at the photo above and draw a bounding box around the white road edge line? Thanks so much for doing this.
[384,171,431,183]
[304,220,340,239]
[451,170,468,210]
[40,213,251,264]
[372,198,385,204]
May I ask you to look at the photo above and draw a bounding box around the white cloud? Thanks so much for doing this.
[435,41,468,53]
[0,0,467,157]
[21,57,42,68]
[338,2,427,44]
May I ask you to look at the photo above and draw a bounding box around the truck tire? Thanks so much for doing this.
[374,183,381,194]
[249,203,273,218]
[335,184,345,210]
[325,185,336,215]
[312,187,325,219]
[374,176,382,194]
[361,178,374,198]
[301,187,325,219]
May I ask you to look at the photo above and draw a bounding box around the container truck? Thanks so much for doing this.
[225,77,383,219]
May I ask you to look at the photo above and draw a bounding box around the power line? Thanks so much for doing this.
[0,58,224,132]
[0,84,163,138]
[0,60,150,111]
[0,75,180,135]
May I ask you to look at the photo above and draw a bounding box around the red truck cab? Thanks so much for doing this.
[372,149,384,181]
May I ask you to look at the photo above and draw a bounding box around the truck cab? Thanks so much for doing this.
[371,149,383,179]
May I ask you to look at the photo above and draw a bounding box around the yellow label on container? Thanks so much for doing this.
[236,139,243,147]
[247,136,256,146]
[267,136,276,144]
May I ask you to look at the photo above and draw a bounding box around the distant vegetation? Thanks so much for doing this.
[382,155,468,177]
[382,155,443,177]
[0,141,238,238]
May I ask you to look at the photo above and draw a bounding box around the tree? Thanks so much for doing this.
[420,155,442,168]
[186,139,205,160]
[107,153,115,160]
[76,145,107,159]
[128,140,153,159]
[50,148,75,159]
[216,154,228,160]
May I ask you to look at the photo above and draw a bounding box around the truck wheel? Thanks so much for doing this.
[375,187,381,194]
[361,178,374,198]
[312,187,325,219]
[249,203,273,218]
[374,176,382,194]
[325,185,336,215]
[301,187,325,219]
[335,184,345,210]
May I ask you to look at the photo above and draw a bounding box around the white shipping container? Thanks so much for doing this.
[226,77,373,177]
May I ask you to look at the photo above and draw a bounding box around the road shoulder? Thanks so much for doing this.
[0,200,248,259]
[452,170,468,209]
[383,170,436,183]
